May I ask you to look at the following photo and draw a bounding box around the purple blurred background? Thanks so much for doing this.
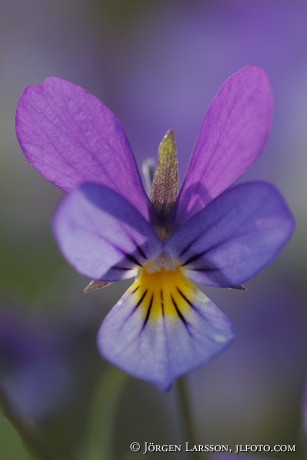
[1,0,306,458]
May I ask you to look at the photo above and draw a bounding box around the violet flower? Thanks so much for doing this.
[16,67,294,390]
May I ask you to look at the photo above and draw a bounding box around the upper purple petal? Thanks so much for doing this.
[168,67,273,228]
[165,181,295,287]
[16,77,153,222]
[53,184,162,281]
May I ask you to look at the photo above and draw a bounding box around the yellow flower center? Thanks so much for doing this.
[128,257,197,323]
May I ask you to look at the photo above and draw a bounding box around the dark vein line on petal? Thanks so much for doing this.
[137,245,147,260]
[171,294,190,331]
[125,253,143,267]
[112,243,143,267]
[178,236,199,257]
[113,266,133,271]
[128,235,148,261]
[77,212,144,268]
[176,287,205,319]
[142,294,154,331]
[176,287,195,310]
[160,289,165,318]
[180,225,261,267]
[130,289,148,315]
[176,287,214,323]
[181,251,206,266]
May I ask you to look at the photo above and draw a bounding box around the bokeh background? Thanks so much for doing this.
[1,0,307,459]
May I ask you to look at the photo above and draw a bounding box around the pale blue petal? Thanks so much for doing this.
[165,181,295,287]
[98,278,234,390]
[53,184,162,281]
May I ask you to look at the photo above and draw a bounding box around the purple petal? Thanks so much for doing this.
[16,77,153,221]
[165,181,295,287]
[53,184,162,281]
[169,67,273,227]
[98,273,234,390]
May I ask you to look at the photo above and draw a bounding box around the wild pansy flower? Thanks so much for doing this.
[16,67,294,390]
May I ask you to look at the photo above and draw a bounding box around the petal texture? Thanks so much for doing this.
[169,67,273,227]
[98,269,234,390]
[166,182,295,287]
[53,184,162,281]
[16,77,152,221]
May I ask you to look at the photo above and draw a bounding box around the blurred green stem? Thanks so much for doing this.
[0,387,54,460]
[86,366,128,460]
[177,377,204,460]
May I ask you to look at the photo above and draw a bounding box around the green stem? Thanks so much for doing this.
[177,377,204,460]
[0,387,55,460]
[86,366,128,460]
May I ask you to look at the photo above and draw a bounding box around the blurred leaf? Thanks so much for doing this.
[123,454,142,460]
[0,234,63,302]
[0,411,37,460]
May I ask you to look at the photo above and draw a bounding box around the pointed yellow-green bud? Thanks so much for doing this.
[150,130,179,221]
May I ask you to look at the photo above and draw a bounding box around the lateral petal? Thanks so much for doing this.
[169,67,273,228]
[98,268,234,390]
[165,182,295,287]
[53,184,162,281]
[16,77,152,221]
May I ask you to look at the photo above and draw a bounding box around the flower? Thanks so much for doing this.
[16,67,294,390]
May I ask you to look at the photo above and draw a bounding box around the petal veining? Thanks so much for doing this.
[166,181,295,287]
[168,67,273,228]
[53,183,162,281]
[16,77,153,222]
[98,267,234,390]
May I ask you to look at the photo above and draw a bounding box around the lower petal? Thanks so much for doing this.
[97,268,234,390]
